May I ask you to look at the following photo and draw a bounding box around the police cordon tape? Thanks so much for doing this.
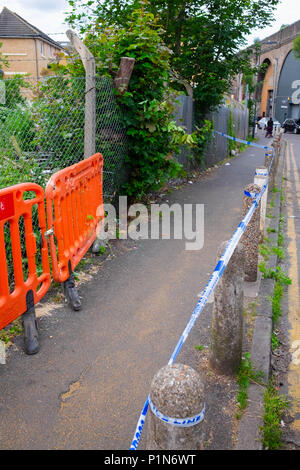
[130,185,269,450]
[213,130,273,151]
[129,136,274,450]
[148,396,205,427]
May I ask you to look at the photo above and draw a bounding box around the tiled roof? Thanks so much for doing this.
[0,7,62,49]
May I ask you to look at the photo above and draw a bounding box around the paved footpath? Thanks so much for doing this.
[0,133,270,450]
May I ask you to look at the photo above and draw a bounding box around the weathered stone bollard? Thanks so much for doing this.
[209,241,244,375]
[146,363,205,450]
[254,166,268,242]
[264,151,274,190]
[273,137,280,173]
[241,183,261,282]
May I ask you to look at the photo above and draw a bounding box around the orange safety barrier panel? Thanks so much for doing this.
[0,183,51,329]
[45,153,104,283]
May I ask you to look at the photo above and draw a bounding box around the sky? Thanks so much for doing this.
[245,0,300,45]
[0,0,71,41]
[0,0,299,44]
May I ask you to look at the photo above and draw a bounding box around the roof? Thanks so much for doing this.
[0,7,63,49]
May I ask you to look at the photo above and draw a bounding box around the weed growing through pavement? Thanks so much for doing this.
[235,352,264,419]
[194,344,205,351]
[271,330,279,351]
[258,174,290,449]
[0,318,23,345]
[261,379,290,450]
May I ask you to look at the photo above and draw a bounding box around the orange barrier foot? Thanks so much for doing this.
[22,290,39,355]
[63,262,81,311]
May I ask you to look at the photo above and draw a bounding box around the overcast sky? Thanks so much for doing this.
[0,0,71,40]
[0,0,299,44]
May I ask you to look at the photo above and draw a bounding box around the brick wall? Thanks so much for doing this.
[0,37,62,78]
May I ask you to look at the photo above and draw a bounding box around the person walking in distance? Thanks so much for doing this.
[265,117,273,138]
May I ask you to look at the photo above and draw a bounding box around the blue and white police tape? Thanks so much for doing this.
[148,395,205,427]
[213,131,273,151]
[255,170,269,177]
[130,399,149,451]
[130,181,268,451]
[244,190,260,198]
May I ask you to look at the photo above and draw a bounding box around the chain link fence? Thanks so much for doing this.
[0,74,128,197]
[0,74,128,289]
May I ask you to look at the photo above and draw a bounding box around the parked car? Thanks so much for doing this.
[281,118,300,134]
[257,117,281,131]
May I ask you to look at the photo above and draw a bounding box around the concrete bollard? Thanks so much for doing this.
[242,183,261,282]
[264,152,274,191]
[273,138,280,173]
[209,241,244,375]
[146,363,205,450]
[254,166,268,242]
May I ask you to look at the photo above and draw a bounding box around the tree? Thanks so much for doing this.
[68,3,202,199]
[66,0,280,116]
[293,35,300,60]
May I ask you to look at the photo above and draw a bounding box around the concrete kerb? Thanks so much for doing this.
[235,139,285,450]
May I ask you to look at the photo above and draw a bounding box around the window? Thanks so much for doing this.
[41,41,44,56]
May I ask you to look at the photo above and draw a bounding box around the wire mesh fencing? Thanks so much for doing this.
[0,74,128,197]
[0,74,128,291]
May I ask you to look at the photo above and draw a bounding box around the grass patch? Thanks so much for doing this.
[236,352,264,417]
[272,282,284,325]
[259,262,291,286]
[271,330,279,351]
[261,380,290,450]
[0,318,23,344]
[267,227,277,234]
[194,344,205,351]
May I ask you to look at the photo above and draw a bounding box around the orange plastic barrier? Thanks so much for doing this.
[45,153,104,283]
[0,183,51,329]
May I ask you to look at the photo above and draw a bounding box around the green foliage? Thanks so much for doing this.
[194,344,205,351]
[76,5,198,199]
[0,75,31,114]
[31,74,85,169]
[0,153,39,189]
[261,380,290,450]
[191,120,213,163]
[66,0,281,196]
[259,262,292,286]
[271,331,279,350]
[0,75,38,189]
[293,35,300,60]
[236,352,264,413]
[0,318,23,344]
[272,282,284,325]
[259,243,270,261]
[115,10,188,198]
[67,0,280,118]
